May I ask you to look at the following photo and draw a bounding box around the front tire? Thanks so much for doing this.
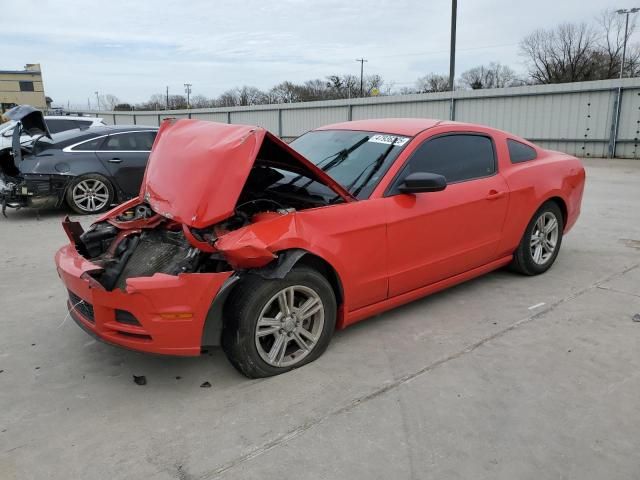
[65,174,115,214]
[222,266,337,378]
[510,201,564,275]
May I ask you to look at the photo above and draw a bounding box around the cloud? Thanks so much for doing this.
[0,0,625,107]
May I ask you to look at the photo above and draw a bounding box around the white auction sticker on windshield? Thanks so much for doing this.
[369,134,409,146]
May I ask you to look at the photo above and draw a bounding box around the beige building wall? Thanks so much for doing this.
[0,64,47,111]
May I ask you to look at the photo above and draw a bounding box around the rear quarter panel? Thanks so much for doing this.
[495,135,585,258]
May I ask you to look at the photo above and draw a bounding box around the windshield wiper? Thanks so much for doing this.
[286,135,370,188]
[318,135,370,171]
[348,138,398,198]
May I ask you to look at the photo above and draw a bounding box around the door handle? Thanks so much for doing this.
[486,190,506,200]
[108,158,122,163]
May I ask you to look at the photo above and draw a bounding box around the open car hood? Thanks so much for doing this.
[4,105,51,164]
[4,105,50,137]
[141,119,354,229]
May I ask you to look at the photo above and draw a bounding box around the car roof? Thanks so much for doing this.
[315,118,444,136]
[56,124,156,138]
[44,115,104,122]
[35,125,158,149]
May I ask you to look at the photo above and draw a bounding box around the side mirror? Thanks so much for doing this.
[398,172,447,194]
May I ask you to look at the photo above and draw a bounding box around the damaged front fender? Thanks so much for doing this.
[213,212,305,268]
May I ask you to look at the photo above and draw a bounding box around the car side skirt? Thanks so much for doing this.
[344,255,513,326]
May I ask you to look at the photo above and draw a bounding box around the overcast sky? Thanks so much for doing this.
[0,0,629,108]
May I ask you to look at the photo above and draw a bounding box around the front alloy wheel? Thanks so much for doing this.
[255,285,325,368]
[222,266,336,378]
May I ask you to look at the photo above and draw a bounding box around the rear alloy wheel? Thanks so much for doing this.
[510,201,564,275]
[530,212,559,265]
[222,266,336,378]
[66,174,114,214]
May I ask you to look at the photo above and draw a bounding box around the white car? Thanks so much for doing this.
[0,115,105,150]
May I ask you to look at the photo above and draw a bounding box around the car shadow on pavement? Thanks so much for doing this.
[64,267,521,391]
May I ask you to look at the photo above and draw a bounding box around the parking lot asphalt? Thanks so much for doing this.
[0,158,639,480]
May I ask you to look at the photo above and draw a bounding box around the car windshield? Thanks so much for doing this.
[290,129,409,199]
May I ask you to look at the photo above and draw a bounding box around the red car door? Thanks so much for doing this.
[383,132,509,297]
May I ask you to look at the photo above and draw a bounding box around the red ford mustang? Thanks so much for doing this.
[55,118,585,377]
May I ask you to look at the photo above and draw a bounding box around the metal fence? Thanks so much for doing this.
[72,77,640,158]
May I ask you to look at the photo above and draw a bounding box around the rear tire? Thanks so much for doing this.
[65,174,115,214]
[510,201,564,275]
[222,266,336,378]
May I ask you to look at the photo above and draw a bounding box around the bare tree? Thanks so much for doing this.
[595,9,640,78]
[520,23,599,83]
[397,86,418,95]
[167,95,187,109]
[364,74,386,95]
[214,86,268,107]
[99,94,120,110]
[460,62,521,89]
[189,94,213,108]
[269,81,301,103]
[415,73,450,93]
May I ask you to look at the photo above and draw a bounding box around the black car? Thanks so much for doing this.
[0,109,157,215]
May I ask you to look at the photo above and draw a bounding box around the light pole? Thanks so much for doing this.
[94,91,100,111]
[449,0,457,120]
[616,8,640,79]
[355,58,367,97]
[184,83,192,109]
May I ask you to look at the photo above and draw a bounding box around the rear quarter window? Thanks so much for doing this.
[508,139,537,163]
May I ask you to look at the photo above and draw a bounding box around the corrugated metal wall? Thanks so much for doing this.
[81,78,640,158]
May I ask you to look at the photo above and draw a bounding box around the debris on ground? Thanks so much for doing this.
[133,375,147,386]
[200,381,211,388]
[632,313,640,322]
[175,376,182,380]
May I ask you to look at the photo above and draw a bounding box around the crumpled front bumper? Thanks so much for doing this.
[55,243,233,355]
[0,173,65,213]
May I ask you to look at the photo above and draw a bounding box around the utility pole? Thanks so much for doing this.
[184,83,192,108]
[94,91,100,111]
[449,0,457,120]
[617,8,640,79]
[166,86,169,110]
[356,58,368,97]
[611,7,639,158]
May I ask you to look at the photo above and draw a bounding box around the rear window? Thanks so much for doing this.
[71,137,105,151]
[46,119,80,134]
[508,139,537,163]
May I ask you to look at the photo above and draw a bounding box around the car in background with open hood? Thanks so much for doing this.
[0,106,157,215]
[0,114,105,152]
[54,118,585,378]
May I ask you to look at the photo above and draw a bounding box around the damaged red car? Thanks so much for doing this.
[55,118,585,377]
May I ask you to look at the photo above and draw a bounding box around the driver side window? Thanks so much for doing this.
[393,133,496,192]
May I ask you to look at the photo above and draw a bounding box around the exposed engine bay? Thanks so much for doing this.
[66,162,333,291]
